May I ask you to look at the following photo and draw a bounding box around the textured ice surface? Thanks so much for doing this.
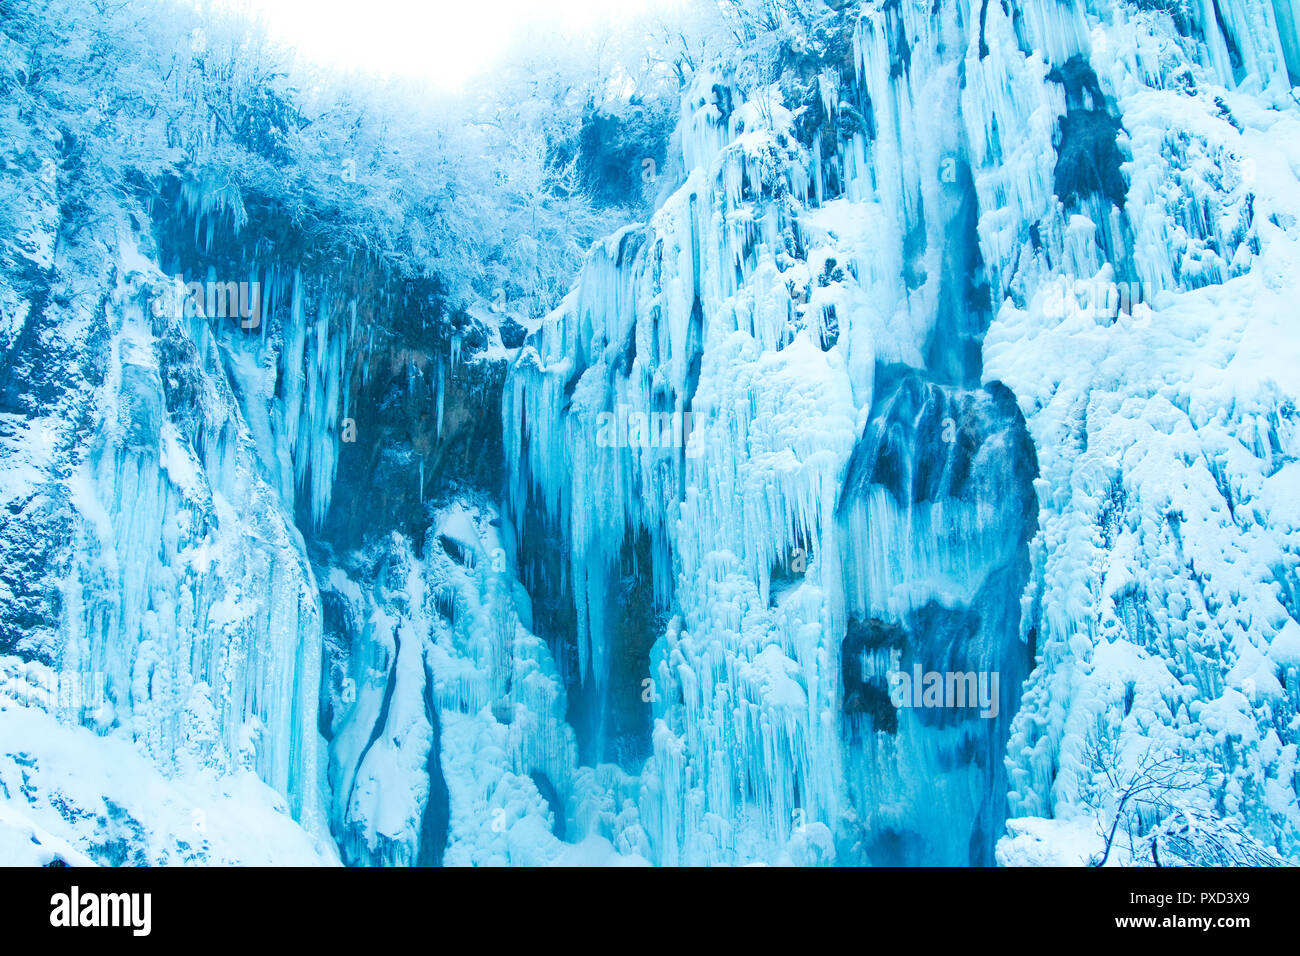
[4,0,1300,867]
[505,0,1300,865]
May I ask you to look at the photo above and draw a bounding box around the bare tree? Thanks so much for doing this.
[1080,724,1283,867]
[1143,804,1283,867]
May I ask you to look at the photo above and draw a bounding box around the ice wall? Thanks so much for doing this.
[5,0,1300,868]
[506,0,1300,865]
[317,502,645,865]
[0,190,341,858]
[964,0,1300,863]
[0,124,572,864]
[506,1,1024,864]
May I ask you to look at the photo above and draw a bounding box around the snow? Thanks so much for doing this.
[0,695,336,866]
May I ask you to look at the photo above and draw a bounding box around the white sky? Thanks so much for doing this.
[215,0,658,91]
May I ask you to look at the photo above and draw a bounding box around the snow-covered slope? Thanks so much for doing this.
[0,693,335,866]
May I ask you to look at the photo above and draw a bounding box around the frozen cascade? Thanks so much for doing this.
[5,0,1300,867]
[837,370,1038,864]
[317,503,641,865]
[969,1,1300,862]
[506,0,1300,865]
[0,209,338,857]
[0,137,421,858]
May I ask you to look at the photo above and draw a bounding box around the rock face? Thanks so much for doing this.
[3,0,1300,867]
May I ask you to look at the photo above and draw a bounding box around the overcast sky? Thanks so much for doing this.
[213,0,661,90]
